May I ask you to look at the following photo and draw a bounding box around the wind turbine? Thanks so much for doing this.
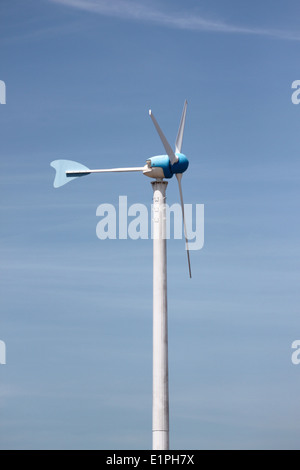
[51,100,191,450]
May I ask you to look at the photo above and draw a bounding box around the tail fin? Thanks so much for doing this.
[50,160,90,188]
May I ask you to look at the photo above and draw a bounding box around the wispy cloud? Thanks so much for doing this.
[49,0,300,40]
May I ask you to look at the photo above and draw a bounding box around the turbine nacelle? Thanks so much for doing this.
[143,153,189,179]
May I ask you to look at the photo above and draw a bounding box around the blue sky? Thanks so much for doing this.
[1,0,300,450]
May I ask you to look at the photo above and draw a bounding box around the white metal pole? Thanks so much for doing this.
[152,180,169,450]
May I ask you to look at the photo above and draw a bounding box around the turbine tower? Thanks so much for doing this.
[51,101,191,450]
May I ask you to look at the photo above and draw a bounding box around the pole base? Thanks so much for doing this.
[152,430,169,450]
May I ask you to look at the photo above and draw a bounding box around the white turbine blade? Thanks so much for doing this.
[175,100,188,154]
[176,173,192,278]
[149,110,178,165]
[66,166,145,176]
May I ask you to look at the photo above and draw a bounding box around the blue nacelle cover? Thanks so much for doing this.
[148,153,189,179]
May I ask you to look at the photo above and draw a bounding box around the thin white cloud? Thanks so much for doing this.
[49,0,300,40]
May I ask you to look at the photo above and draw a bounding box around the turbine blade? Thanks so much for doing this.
[176,173,192,278]
[149,109,178,165]
[175,100,187,154]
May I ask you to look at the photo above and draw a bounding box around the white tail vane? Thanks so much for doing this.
[175,100,187,154]
[176,173,192,278]
[51,159,146,188]
[149,110,178,165]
